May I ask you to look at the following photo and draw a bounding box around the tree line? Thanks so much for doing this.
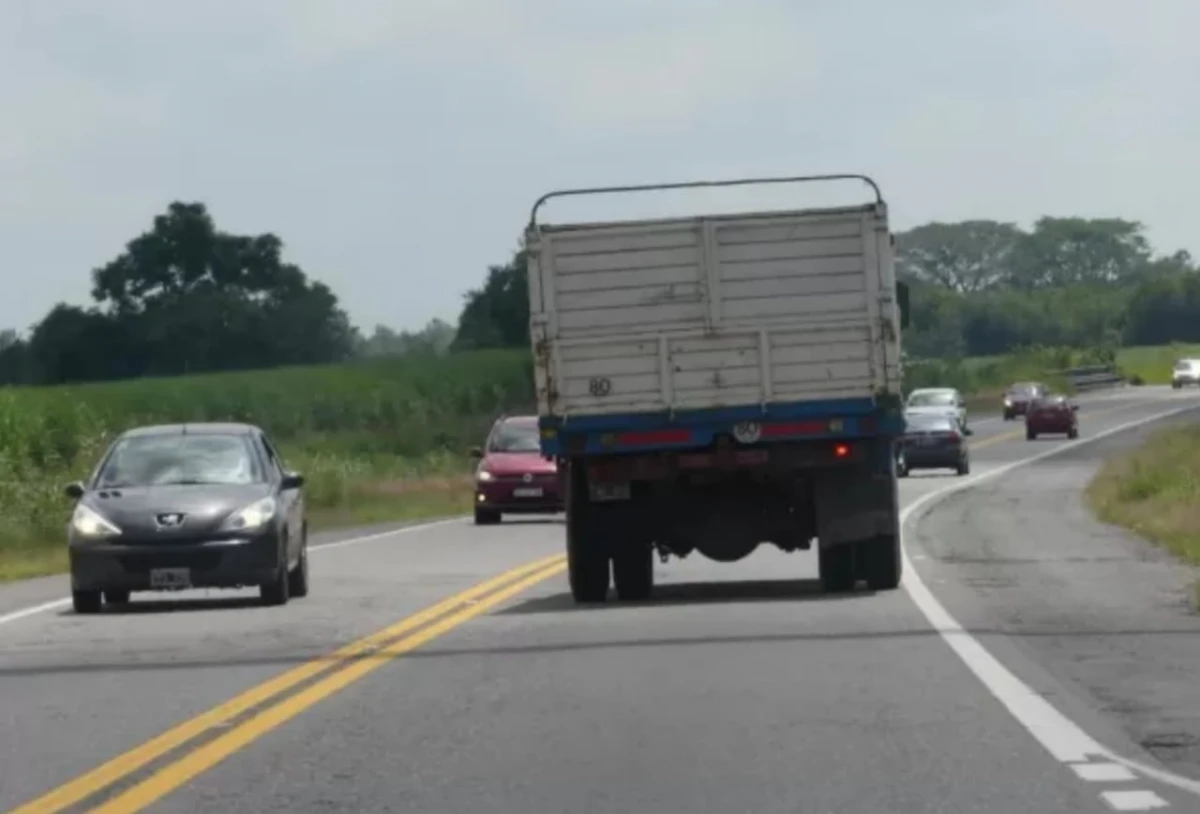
[454,216,1200,360]
[4,203,1197,389]
[0,202,457,387]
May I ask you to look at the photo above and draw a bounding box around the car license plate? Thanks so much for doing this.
[918,436,936,445]
[513,487,544,498]
[149,567,191,589]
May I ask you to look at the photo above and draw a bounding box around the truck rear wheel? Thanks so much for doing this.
[860,534,901,591]
[612,543,653,601]
[819,543,857,593]
[566,462,610,603]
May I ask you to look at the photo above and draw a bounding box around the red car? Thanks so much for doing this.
[1024,395,1079,440]
[470,415,563,524]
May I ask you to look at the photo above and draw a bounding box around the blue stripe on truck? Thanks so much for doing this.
[538,397,904,457]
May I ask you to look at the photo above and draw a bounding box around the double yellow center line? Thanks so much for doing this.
[10,553,566,814]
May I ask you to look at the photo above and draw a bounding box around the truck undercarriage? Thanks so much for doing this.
[563,436,902,603]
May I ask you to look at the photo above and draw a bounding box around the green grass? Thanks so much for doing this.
[1085,424,1200,609]
[0,349,533,581]
[1112,342,1200,385]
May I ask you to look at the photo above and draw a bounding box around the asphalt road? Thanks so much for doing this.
[2,387,1199,813]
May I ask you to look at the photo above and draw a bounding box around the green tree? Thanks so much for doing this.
[67,201,355,380]
[895,220,1023,292]
[452,249,529,351]
[1008,217,1152,289]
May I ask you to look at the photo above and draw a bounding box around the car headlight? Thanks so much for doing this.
[476,470,494,482]
[71,504,121,538]
[220,497,277,532]
[1003,397,1012,406]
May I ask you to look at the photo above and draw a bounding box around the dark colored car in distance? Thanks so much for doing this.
[1002,382,1048,420]
[470,415,563,524]
[66,423,309,614]
[897,412,970,477]
[1025,395,1079,440]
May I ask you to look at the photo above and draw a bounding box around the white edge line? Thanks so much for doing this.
[900,395,1200,797]
[0,516,470,628]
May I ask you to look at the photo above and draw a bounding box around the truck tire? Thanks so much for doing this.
[612,543,653,601]
[860,534,901,591]
[566,462,610,603]
[819,543,857,593]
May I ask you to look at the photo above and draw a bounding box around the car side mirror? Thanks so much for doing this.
[896,280,910,330]
[469,446,484,459]
[1071,404,1079,412]
[64,481,85,499]
[281,472,305,490]
[963,427,974,437]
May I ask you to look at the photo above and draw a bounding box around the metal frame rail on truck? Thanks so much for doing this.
[524,174,912,604]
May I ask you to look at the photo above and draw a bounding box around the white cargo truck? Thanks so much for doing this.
[525,175,911,603]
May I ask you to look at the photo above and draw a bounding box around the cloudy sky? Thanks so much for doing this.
[2,0,1197,336]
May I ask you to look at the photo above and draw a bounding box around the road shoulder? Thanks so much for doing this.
[910,411,1200,779]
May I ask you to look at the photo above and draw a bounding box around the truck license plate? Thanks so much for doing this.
[149,567,191,589]
[513,487,544,498]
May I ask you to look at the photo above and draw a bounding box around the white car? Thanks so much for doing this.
[1171,359,1200,388]
[905,387,972,434]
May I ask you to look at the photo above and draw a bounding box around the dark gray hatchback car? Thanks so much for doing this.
[896,412,970,477]
[65,422,309,614]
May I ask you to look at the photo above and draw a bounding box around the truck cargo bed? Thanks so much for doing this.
[528,200,902,420]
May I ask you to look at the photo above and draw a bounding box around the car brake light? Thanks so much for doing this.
[834,443,850,458]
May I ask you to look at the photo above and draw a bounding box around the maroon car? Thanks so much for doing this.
[470,415,563,524]
[1002,381,1048,421]
[1024,395,1079,440]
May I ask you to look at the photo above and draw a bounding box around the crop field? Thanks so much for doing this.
[0,349,533,580]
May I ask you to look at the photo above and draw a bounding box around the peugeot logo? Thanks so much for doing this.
[155,513,185,529]
[522,473,533,483]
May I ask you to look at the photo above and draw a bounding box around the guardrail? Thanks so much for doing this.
[1061,364,1124,391]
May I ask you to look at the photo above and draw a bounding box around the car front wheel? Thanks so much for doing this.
[260,553,291,607]
[288,535,309,598]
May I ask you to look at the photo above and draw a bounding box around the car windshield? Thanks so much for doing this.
[907,392,956,407]
[487,421,540,453]
[1008,383,1039,396]
[1175,361,1194,372]
[906,414,956,432]
[95,433,264,488]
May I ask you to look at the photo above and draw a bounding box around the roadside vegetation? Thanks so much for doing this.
[0,350,532,581]
[1086,424,1200,609]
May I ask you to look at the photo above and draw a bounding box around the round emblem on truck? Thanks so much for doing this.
[732,421,762,444]
[523,473,533,483]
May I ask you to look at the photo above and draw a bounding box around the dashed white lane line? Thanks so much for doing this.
[1073,763,1138,783]
[1100,789,1171,811]
[900,395,1200,808]
[0,517,467,628]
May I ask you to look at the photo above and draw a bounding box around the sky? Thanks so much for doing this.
[2,0,1198,335]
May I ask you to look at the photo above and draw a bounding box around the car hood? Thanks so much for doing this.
[83,483,273,536]
[480,452,556,476]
